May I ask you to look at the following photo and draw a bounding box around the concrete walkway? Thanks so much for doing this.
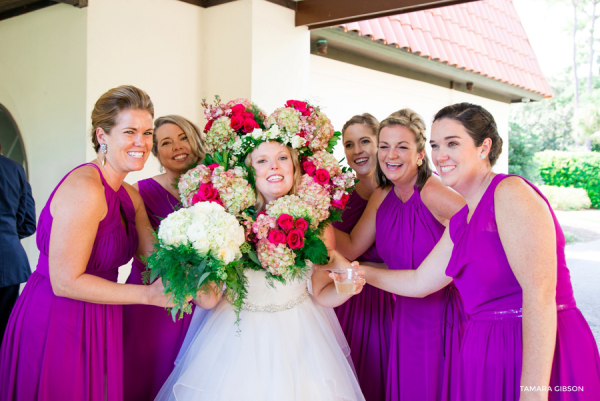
[565,239,600,348]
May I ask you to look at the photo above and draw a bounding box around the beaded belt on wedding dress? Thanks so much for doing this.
[241,290,309,313]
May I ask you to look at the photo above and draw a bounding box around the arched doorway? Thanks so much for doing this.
[0,104,28,179]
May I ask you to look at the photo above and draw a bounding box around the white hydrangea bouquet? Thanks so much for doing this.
[143,202,249,321]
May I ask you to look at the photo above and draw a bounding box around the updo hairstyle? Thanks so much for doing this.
[433,103,503,166]
[376,108,432,190]
[153,115,207,165]
[244,143,302,211]
[90,85,154,152]
[342,113,380,137]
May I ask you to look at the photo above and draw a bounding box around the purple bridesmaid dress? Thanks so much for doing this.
[333,190,395,401]
[447,174,600,401]
[123,178,193,400]
[376,187,468,401]
[0,163,138,401]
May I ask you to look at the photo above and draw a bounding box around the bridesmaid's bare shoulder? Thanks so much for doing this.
[51,164,106,219]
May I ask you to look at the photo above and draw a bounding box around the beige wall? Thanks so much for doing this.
[86,0,205,185]
[0,4,87,264]
[309,55,510,174]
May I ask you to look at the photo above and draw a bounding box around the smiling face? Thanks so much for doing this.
[155,123,198,175]
[430,118,491,194]
[378,125,425,186]
[251,141,295,204]
[343,123,378,178]
[97,109,154,174]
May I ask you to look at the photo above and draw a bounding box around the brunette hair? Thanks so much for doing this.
[245,142,302,211]
[153,115,207,165]
[376,108,432,190]
[342,113,379,137]
[90,85,154,152]
[433,103,503,166]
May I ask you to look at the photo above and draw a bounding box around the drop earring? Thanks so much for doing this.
[160,165,164,173]
[100,143,107,166]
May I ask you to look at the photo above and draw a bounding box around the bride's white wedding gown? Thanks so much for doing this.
[155,268,365,401]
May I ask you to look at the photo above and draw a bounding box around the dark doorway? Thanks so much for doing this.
[0,104,28,179]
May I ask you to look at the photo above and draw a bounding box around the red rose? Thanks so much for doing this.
[242,118,259,133]
[286,229,305,250]
[331,193,350,209]
[285,100,296,108]
[314,169,330,186]
[230,115,244,131]
[257,210,266,217]
[294,218,309,232]
[196,183,220,202]
[302,160,316,176]
[268,229,286,245]
[204,119,213,133]
[207,163,220,171]
[277,214,294,232]
[231,104,245,116]
[242,112,254,120]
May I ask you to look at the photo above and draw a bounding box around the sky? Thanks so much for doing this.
[513,0,573,79]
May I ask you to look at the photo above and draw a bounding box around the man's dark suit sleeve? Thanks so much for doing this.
[16,168,36,239]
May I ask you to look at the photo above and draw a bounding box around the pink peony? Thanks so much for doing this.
[302,160,316,176]
[231,104,245,116]
[204,119,213,133]
[314,169,330,186]
[331,193,349,209]
[286,229,305,250]
[268,229,286,245]
[230,115,244,131]
[294,218,309,232]
[277,214,294,232]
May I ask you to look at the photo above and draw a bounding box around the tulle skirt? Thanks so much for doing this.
[156,295,365,401]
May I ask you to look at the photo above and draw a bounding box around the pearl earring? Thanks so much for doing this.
[100,143,107,166]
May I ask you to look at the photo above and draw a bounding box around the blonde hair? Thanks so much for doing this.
[376,108,432,190]
[245,142,302,211]
[90,85,154,152]
[342,113,379,138]
[153,115,207,165]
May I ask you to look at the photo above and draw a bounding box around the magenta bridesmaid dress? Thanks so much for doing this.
[376,186,468,401]
[447,174,600,400]
[333,190,395,401]
[123,178,193,400]
[0,163,138,401]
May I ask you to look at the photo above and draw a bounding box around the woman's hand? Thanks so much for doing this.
[146,279,188,308]
[328,267,366,295]
[321,249,358,272]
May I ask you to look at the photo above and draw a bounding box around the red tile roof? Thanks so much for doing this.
[341,0,552,98]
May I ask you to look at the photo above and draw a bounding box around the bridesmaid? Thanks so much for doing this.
[334,109,468,401]
[0,85,178,401]
[332,113,395,401]
[361,102,600,400]
[123,115,208,400]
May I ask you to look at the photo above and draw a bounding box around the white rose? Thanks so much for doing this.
[251,128,264,140]
[291,135,306,149]
[218,247,236,264]
[266,124,280,139]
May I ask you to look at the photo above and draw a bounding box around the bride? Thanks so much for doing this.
[155,140,367,401]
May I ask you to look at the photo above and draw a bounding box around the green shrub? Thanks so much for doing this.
[535,151,600,208]
[539,185,591,210]
[508,122,541,183]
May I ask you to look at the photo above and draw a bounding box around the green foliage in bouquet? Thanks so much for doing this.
[142,239,249,323]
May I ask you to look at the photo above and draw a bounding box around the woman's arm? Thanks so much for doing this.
[361,229,454,297]
[495,177,557,399]
[421,175,466,226]
[48,167,173,307]
[334,187,390,260]
[311,226,365,308]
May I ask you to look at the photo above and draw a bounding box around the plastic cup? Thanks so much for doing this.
[332,268,361,295]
